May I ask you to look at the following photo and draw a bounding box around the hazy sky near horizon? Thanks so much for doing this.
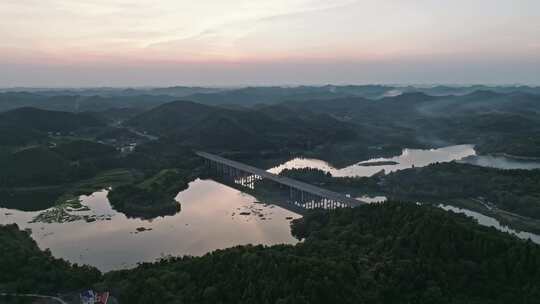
[1,0,539,86]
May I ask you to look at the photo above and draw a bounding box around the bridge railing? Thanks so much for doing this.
[196,151,365,208]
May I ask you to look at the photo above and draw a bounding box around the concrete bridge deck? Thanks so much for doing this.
[196,151,365,207]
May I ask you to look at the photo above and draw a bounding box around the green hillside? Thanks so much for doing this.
[102,202,540,303]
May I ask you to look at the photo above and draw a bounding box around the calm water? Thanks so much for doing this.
[268,144,476,177]
[439,205,540,244]
[268,144,540,177]
[0,179,301,271]
[2,144,539,271]
[357,195,387,203]
[2,178,538,271]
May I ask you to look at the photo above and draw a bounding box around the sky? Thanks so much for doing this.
[1,0,539,87]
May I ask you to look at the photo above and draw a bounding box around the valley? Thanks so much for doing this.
[1,85,540,303]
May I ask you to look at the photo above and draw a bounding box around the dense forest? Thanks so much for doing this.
[102,203,531,302]
[127,100,357,153]
[0,224,101,293]
[4,202,539,303]
[280,163,540,225]
[0,141,204,217]
[0,104,206,216]
[380,162,540,220]
[2,88,540,220]
[283,91,540,159]
[279,167,378,193]
[108,168,194,218]
[2,80,540,304]
[6,88,537,169]
[0,92,176,112]
[0,107,104,146]
[0,141,119,187]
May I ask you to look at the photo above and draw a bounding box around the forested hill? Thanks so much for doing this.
[2,202,539,302]
[0,92,174,112]
[126,100,216,135]
[126,100,357,151]
[183,85,363,106]
[102,202,540,304]
[0,140,120,187]
[0,107,102,132]
[0,107,104,146]
[283,91,540,122]
[380,162,540,220]
[4,88,539,157]
[283,90,540,158]
[161,85,540,106]
[0,224,101,293]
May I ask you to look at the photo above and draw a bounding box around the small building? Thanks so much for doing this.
[80,290,95,304]
[80,290,109,304]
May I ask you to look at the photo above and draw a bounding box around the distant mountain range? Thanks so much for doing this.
[1,87,539,159]
[1,85,539,112]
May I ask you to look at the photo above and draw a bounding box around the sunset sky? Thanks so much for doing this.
[1,0,539,86]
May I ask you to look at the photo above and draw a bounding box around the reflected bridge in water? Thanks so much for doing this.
[196,151,366,210]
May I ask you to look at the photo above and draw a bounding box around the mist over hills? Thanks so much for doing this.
[2,85,539,159]
[1,84,540,303]
[2,0,540,299]
[1,85,539,113]
[1,86,540,205]
[0,86,223,98]
[2,86,538,208]
[0,92,177,113]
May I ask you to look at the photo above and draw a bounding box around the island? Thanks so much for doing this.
[107,169,190,219]
[357,160,399,166]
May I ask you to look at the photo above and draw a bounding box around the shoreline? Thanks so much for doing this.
[490,152,540,161]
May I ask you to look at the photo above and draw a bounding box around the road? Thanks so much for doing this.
[196,151,366,207]
[126,127,158,141]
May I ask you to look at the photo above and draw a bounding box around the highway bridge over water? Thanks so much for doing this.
[196,151,366,209]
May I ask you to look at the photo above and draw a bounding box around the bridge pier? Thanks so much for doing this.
[198,151,364,211]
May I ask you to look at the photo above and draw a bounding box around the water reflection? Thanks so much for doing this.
[357,195,387,204]
[268,145,476,177]
[0,179,301,272]
[439,204,540,244]
[2,170,539,272]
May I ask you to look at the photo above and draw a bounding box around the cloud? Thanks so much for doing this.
[0,0,539,85]
[143,0,360,60]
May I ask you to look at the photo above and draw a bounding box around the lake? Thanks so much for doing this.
[268,144,476,177]
[2,144,539,272]
[2,176,539,272]
[268,144,540,176]
[0,179,301,272]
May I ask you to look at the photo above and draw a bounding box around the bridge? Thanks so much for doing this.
[196,151,366,209]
